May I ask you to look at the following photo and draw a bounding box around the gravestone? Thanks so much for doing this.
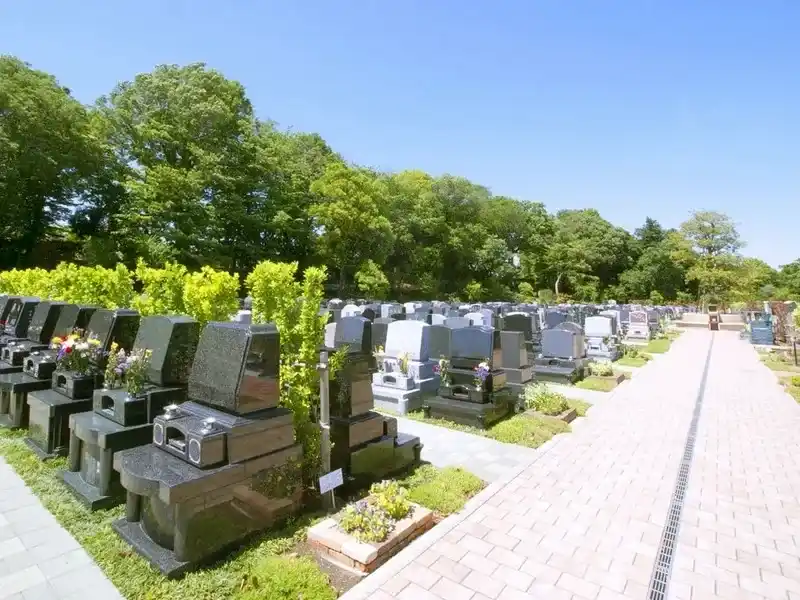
[112,322,303,577]
[626,310,651,342]
[544,310,566,329]
[0,297,40,350]
[429,313,446,325]
[372,321,440,414]
[0,301,67,373]
[498,330,532,401]
[21,309,140,459]
[584,315,620,360]
[750,318,774,345]
[325,319,421,485]
[464,311,488,327]
[426,326,514,429]
[445,316,472,329]
[341,304,364,318]
[62,315,201,509]
[371,317,392,351]
[532,328,586,384]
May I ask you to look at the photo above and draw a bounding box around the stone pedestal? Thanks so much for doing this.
[113,443,303,578]
[427,367,514,429]
[60,385,189,510]
[532,357,584,384]
[586,337,621,360]
[25,389,94,459]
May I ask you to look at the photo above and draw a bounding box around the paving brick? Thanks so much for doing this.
[462,570,504,599]
[430,556,471,584]
[429,576,475,600]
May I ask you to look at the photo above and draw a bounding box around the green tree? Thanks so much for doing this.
[98,63,260,270]
[680,211,742,302]
[310,163,394,293]
[355,260,390,299]
[0,56,101,268]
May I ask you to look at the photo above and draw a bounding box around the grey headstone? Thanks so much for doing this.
[428,325,451,360]
[445,317,471,329]
[500,330,527,369]
[541,328,583,359]
[504,312,534,341]
[385,320,430,361]
[451,326,494,361]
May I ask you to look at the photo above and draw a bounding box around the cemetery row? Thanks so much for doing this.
[0,291,680,587]
[312,299,683,426]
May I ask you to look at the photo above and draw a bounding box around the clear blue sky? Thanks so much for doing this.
[2,1,798,267]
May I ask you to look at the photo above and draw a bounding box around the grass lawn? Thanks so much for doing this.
[616,355,651,368]
[576,372,630,393]
[780,377,800,403]
[402,410,569,449]
[0,428,482,600]
[566,398,591,417]
[762,354,800,373]
[644,338,672,354]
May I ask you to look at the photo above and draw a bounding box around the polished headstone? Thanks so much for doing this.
[133,316,200,386]
[187,322,280,414]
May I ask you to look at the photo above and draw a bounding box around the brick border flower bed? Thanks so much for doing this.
[308,503,434,575]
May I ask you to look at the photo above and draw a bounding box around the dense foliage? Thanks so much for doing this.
[2,56,798,304]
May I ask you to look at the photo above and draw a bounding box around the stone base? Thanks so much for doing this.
[506,380,532,401]
[586,345,621,361]
[308,504,434,575]
[425,391,514,429]
[0,362,23,376]
[348,434,422,485]
[61,469,120,511]
[532,358,583,384]
[26,389,93,458]
[372,387,424,415]
[113,443,303,578]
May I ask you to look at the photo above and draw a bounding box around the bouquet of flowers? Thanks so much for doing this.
[51,332,104,375]
[104,343,126,389]
[119,348,153,396]
[373,346,385,373]
[473,360,490,391]
[433,356,450,386]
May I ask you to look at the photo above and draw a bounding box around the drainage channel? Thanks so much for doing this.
[647,333,715,600]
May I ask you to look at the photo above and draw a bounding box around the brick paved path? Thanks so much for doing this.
[343,330,800,600]
[0,458,123,600]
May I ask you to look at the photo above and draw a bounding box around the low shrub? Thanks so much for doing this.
[523,383,569,415]
[400,465,484,515]
[588,361,614,377]
[791,376,800,388]
[339,500,394,543]
[370,480,410,520]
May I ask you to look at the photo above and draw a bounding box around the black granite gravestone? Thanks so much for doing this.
[22,309,140,459]
[111,322,302,577]
[0,297,40,350]
[325,318,421,487]
[0,301,68,373]
[62,315,200,510]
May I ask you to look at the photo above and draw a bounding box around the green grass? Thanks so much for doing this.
[398,464,485,515]
[0,428,333,600]
[781,377,800,403]
[762,354,800,373]
[616,355,650,367]
[566,398,591,417]
[0,428,485,600]
[402,411,569,449]
[644,338,672,354]
[575,372,630,393]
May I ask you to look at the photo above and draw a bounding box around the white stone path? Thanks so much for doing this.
[344,330,800,600]
[0,458,123,600]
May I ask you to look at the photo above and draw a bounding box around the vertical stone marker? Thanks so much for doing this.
[0,301,66,374]
[112,321,302,578]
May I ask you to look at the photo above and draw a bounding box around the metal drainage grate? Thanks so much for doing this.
[647,334,715,600]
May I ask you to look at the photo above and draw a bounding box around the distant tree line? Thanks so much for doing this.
[1,56,797,304]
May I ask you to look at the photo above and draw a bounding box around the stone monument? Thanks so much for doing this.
[112,322,303,577]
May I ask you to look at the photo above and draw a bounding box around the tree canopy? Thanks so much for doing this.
[1,56,796,305]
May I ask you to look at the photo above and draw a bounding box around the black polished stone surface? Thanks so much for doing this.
[86,308,140,352]
[52,371,96,400]
[425,392,515,429]
[2,297,39,338]
[133,316,199,387]
[187,322,280,414]
[112,442,303,577]
[25,389,94,457]
[52,304,98,339]
[22,301,66,345]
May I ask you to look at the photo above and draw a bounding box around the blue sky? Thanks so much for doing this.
[2,1,798,266]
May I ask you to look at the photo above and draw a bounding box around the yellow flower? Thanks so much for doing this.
[51,337,63,345]
[88,337,101,346]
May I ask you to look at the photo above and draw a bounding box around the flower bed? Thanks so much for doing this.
[308,503,433,574]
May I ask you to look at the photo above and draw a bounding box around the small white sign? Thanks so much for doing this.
[319,468,344,495]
